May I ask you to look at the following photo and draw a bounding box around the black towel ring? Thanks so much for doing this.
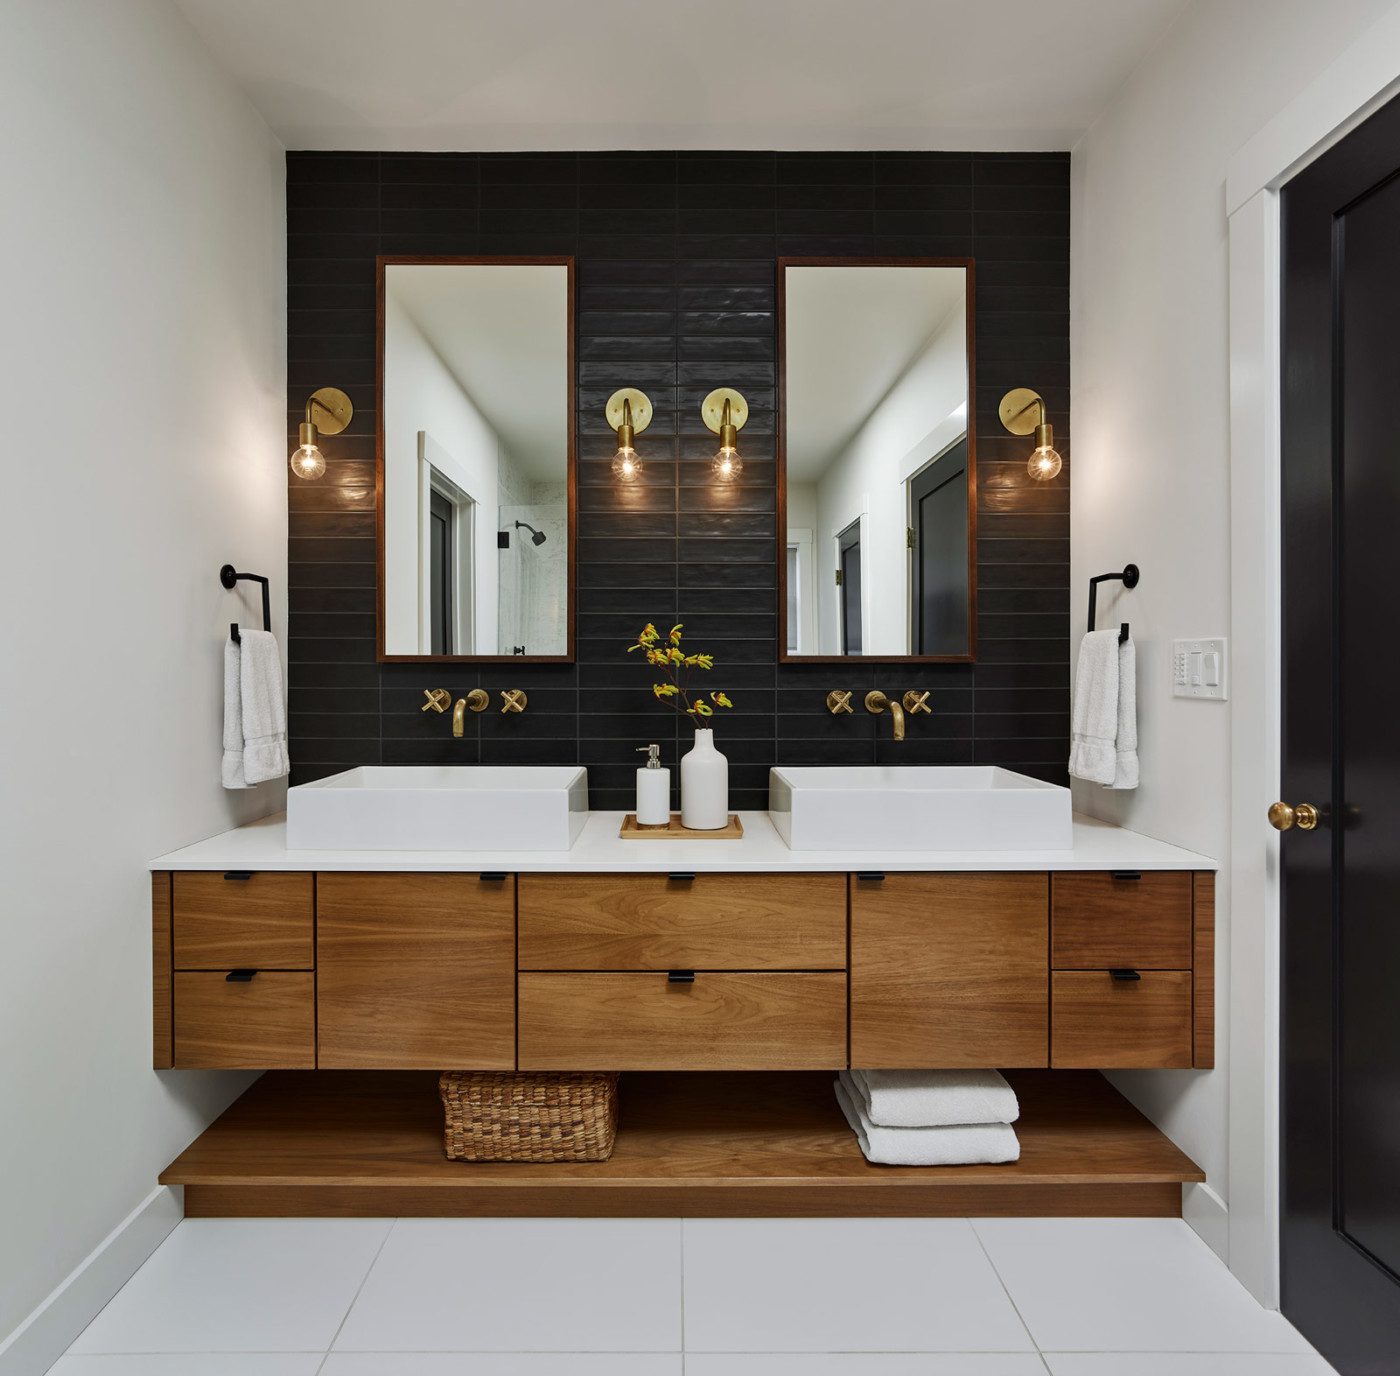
[1087,564,1139,644]
[221,564,271,644]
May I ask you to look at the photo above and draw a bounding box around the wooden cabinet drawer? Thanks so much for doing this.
[172,971,314,1068]
[1052,871,1192,970]
[316,873,515,1070]
[172,872,314,970]
[1051,970,1192,1068]
[518,872,846,971]
[851,873,1049,1068]
[518,972,847,1070]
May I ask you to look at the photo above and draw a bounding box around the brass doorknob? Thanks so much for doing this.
[1268,801,1320,831]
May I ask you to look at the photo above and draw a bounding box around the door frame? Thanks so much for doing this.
[1225,7,1400,1307]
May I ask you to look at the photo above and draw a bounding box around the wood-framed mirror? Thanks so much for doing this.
[376,255,576,663]
[778,257,976,663]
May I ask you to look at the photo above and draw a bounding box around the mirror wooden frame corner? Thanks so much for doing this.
[374,253,578,664]
[775,255,978,664]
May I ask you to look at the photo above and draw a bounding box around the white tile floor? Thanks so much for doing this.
[52,1217,1337,1376]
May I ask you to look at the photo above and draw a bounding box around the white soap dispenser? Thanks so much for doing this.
[635,743,671,826]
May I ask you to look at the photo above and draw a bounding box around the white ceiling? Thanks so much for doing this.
[386,263,569,482]
[785,267,966,480]
[174,0,1186,150]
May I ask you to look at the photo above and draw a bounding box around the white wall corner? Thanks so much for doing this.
[0,1186,182,1376]
[1183,1181,1230,1264]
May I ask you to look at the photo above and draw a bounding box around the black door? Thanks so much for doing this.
[428,488,453,656]
[838,520,862,654]
[910,439,969,655]
[1280,89,1400,1375]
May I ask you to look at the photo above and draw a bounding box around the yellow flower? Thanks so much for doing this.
[668,623,683,645]
[711,691,732,708]
[653,682,678,698]
[694,653,714,670]
[691,700,714,717]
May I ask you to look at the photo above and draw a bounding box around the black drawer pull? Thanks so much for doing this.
[479,872,507,882]
[1110,871,1142,881]
[225,969,257,982]
[223,871,254,882]
[668,872,696,883]
[1109,968,1142,981]
[667,970,696,984]
[856,872,886,882]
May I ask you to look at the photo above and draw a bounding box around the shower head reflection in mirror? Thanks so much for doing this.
[380,258,572,659]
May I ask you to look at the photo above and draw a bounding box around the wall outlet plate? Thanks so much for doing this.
[1172,637,1228,700]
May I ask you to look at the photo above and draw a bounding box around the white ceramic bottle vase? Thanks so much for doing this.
[680,727,729,829]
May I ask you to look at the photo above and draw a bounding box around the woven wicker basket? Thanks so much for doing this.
[439,1070,620,1162]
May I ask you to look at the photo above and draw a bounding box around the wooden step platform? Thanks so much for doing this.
[163,1070,1203,1218]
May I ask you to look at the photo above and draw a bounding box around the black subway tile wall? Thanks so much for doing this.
[287,151,1070,810]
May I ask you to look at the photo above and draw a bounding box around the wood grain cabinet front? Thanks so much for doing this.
[172,871,314,970]
[173,971,314,1069]
[1052,871,1193,969]
[850,872,1050,1068]
[518,972,848,1070]
[1051,970,1193,1068]
[316,873,516,1070]
[518,872,846,971]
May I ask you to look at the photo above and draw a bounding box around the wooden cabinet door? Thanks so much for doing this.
[316,873,515,1069]
[850,872,1049,1068]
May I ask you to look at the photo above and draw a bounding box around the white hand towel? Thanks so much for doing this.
[222,629,290,788]
[834,1077,1020,1167]
[1069,629,1121,785]
[1108,636,1139,790]
[846,1069,1019,1128]
[221,637,247,789]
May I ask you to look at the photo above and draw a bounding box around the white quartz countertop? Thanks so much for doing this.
[150,811,1217,873]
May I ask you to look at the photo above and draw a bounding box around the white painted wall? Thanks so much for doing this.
[383,293,521,655]
[0,0,285,1352]
[813,307,967,654]
[1070,0,1396,1269]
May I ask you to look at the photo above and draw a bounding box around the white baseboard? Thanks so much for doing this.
[0,1185,183,1376]
[1183,1180,1230,1267]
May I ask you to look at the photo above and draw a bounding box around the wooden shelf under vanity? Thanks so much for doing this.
[161,1069,1203,1219]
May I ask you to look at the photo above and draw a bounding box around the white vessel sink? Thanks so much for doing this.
[286,766,588,851]
[768,765,1072,852]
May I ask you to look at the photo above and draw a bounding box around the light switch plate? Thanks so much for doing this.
[1172,637,1228,700]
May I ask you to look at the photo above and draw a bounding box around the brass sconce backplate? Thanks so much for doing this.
[605,388,654,434]
[701,387,749,433]
[998,387,1044,436]
[308,386,354,435]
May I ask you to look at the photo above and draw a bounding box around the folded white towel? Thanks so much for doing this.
[845,1069,1019,1128]
[834,1077,1020,1167]
[1069,628,1121,786]
[222,629,289,789]
[1108,636,1138,789]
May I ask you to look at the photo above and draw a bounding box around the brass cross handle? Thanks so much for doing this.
[902,690,932,715]
[1268,800,1319,831]
[825,690,854,715]
[421,688,450,713]
[501,689,529,714]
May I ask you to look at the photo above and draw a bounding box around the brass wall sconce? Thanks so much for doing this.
[998,387,1062,482]
[607,388,653,481]
[702,387,748,483]
[290,386,353,480]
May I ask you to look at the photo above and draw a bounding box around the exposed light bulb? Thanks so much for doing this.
[611,444,641,481]
[1027,445,1062,482]
[290,442,326,480]
[711,445,743,483]
[290,418,326,479]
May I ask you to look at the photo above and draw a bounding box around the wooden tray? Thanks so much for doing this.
[620,813,744,841]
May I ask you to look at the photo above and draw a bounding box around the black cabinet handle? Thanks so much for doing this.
[668,872,696,883]
[1109,968,1142,981]
[856,872,886,882]
[223,871,253,882]
[225,969,257,982]
[667,970,696,984]
[1110,871,1142,881]
[479,872,507,882]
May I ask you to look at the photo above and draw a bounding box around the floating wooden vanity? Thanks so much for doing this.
[151,811,1215,1218]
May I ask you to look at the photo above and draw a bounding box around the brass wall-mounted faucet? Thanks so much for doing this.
[865,691,905,741]
[452,689,489,736]
[828,689,931,740]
